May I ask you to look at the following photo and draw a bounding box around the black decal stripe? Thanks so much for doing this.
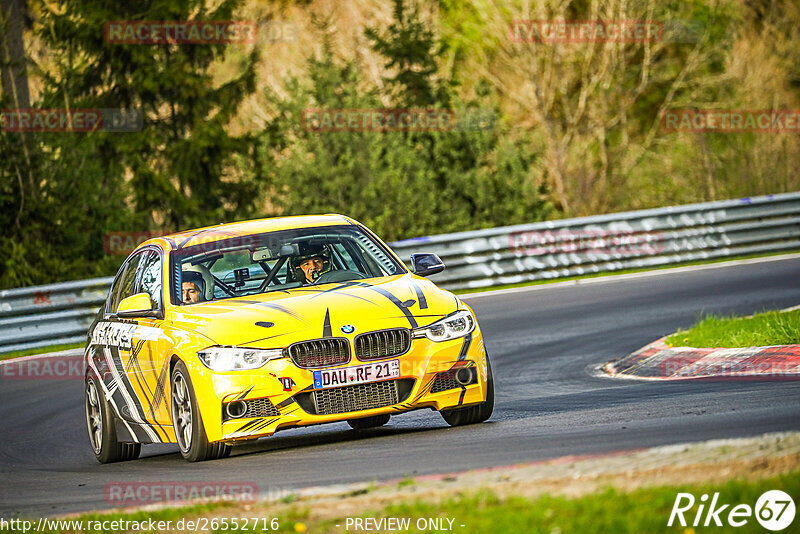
[125,339,168,441]
[409,378,435,404]
[108,347,148,421]
[244,331,297,345]
[128,340,165,430]
[106,372,158,443]
[276,397,296,408]
[457,333,473,361]
[316,281,366,293]
[458,387,467,405]
[251,302,307,322]
[150,359,170,417]
[108,345,163,443]
[323,308,332,337]
[411,281,428,309]
[364,286,418,328]
[236,386,254,401]
[235,418,265,433]
[251,417,279,433]
[128,422,152,442]
[310,281,373,299]
[313,291,376,304]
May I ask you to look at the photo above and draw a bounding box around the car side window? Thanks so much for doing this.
[106,271,125,314]
[111,252,144,313]
[136,250,162,310]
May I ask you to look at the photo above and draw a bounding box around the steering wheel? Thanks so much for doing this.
[313,270,367,284]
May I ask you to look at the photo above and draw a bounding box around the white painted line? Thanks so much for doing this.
[462,252,800,300]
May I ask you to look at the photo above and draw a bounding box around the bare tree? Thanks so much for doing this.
[461,0,734,214]
[1,0,34,227]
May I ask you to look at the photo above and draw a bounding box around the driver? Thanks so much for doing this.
[181,271,206,304]
[292,244,330,284]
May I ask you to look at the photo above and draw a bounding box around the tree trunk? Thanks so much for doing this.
[0,0,30,109]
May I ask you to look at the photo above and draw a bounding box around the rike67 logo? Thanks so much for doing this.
[669,490,795,531]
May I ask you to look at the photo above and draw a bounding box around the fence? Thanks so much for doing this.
[2,192,799,354]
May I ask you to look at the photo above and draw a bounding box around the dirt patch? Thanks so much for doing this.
[289,432,800,521]
[103,431,799,525]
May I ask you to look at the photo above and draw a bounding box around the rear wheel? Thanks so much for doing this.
[440,353,494,427]
[85,375,141,463]
[347,414,390,430]
[171,361,230,462]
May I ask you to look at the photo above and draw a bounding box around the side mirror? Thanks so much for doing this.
[411,253,445,277]
[117,292,157,318]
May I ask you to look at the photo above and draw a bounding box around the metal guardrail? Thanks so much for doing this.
[0,277,111,354]
[2,192,799,354]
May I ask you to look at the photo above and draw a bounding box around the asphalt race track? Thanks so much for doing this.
[2,257,800,517]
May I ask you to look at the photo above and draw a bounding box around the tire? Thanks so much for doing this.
[440,353,495,427]
[85,375,141,463]
[171,360,231,462]
[347,414,391,430]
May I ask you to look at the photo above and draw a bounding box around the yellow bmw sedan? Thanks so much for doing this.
[84,215,493,462]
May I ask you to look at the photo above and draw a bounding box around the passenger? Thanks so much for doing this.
[182,271,206,304]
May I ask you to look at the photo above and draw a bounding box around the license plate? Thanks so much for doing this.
[313,359,400,389]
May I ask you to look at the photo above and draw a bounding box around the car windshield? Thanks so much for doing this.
[171,225,404,305]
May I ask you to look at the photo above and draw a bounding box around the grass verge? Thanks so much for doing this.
[0,342,83,361]
[666,309,800,348]
[374,472,799,534]
[26,469,799,533]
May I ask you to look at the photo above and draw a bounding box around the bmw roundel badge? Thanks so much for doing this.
[341,324,356,334]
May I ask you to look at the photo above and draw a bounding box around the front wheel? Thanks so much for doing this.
[171,361,230,462]
[85,375,141,463]
[440,353,494,427]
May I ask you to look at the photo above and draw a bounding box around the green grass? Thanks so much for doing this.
[317,472,800,533]
[0,342,83,361]
[667,309,800,348]
[454,249,799,295]
[15,469,798,533]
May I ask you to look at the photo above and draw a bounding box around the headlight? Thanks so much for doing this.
[413,310,475,342]
[197,347,284,371]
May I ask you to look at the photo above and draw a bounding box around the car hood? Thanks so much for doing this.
[168,274,459,348]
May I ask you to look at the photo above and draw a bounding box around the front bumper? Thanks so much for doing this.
[190,329,488,443]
